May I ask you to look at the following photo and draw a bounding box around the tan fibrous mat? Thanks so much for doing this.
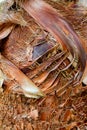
[0,0,87,130]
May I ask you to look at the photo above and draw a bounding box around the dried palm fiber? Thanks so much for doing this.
[0,1,87,130]
[19,0,87,84]
[0,0,86,97]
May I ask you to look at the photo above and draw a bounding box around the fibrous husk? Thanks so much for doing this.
[1,10,78,96]
[0,0,87,129]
